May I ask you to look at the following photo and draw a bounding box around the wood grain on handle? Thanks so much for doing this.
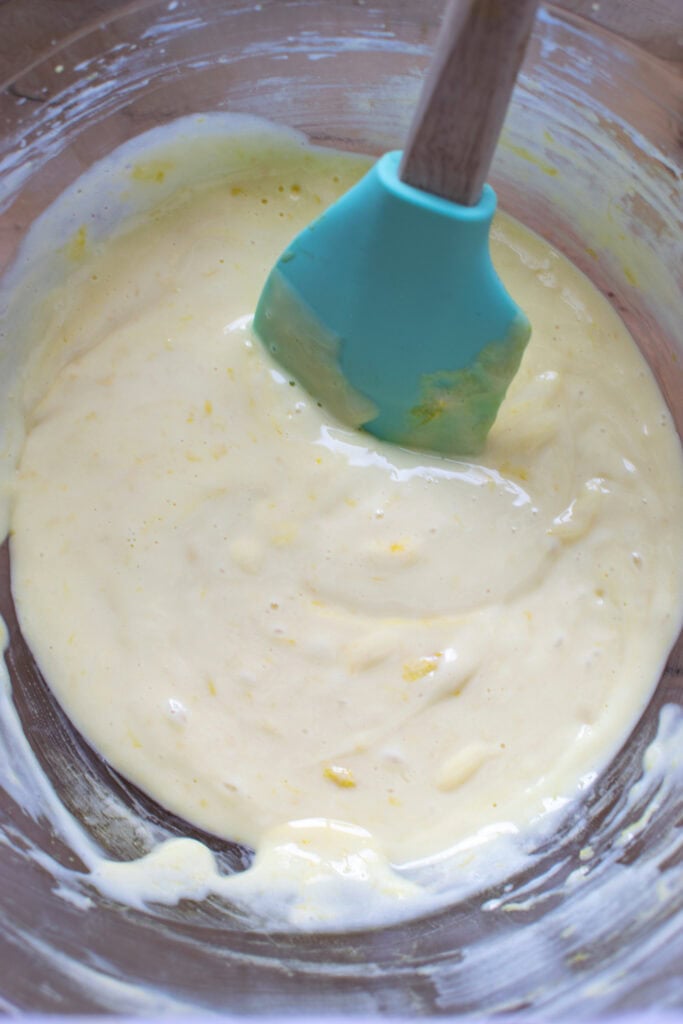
[400,0,540,206]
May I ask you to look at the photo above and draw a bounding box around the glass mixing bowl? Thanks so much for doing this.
[0,0,681,1014]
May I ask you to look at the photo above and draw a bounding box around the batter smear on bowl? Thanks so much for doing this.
[6,121,683,923]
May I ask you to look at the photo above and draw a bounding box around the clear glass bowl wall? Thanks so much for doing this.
[0,0,681,1014]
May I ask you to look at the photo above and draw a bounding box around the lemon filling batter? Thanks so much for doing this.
[6,125,683,914]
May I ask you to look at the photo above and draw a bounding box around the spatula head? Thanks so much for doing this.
[254,151,530,455]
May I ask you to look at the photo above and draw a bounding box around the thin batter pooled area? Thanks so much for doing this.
[8,126,683,886]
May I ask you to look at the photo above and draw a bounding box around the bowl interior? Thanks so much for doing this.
[0,0,681,1013]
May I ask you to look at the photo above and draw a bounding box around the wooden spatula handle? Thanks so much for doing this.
[400,0,539,206]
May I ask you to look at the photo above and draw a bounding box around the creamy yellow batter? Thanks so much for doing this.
[8,127,683,884]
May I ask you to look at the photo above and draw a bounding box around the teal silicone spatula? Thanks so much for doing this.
[254,0,539,455]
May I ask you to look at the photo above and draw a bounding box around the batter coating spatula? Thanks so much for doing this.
[254,0,539,455]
